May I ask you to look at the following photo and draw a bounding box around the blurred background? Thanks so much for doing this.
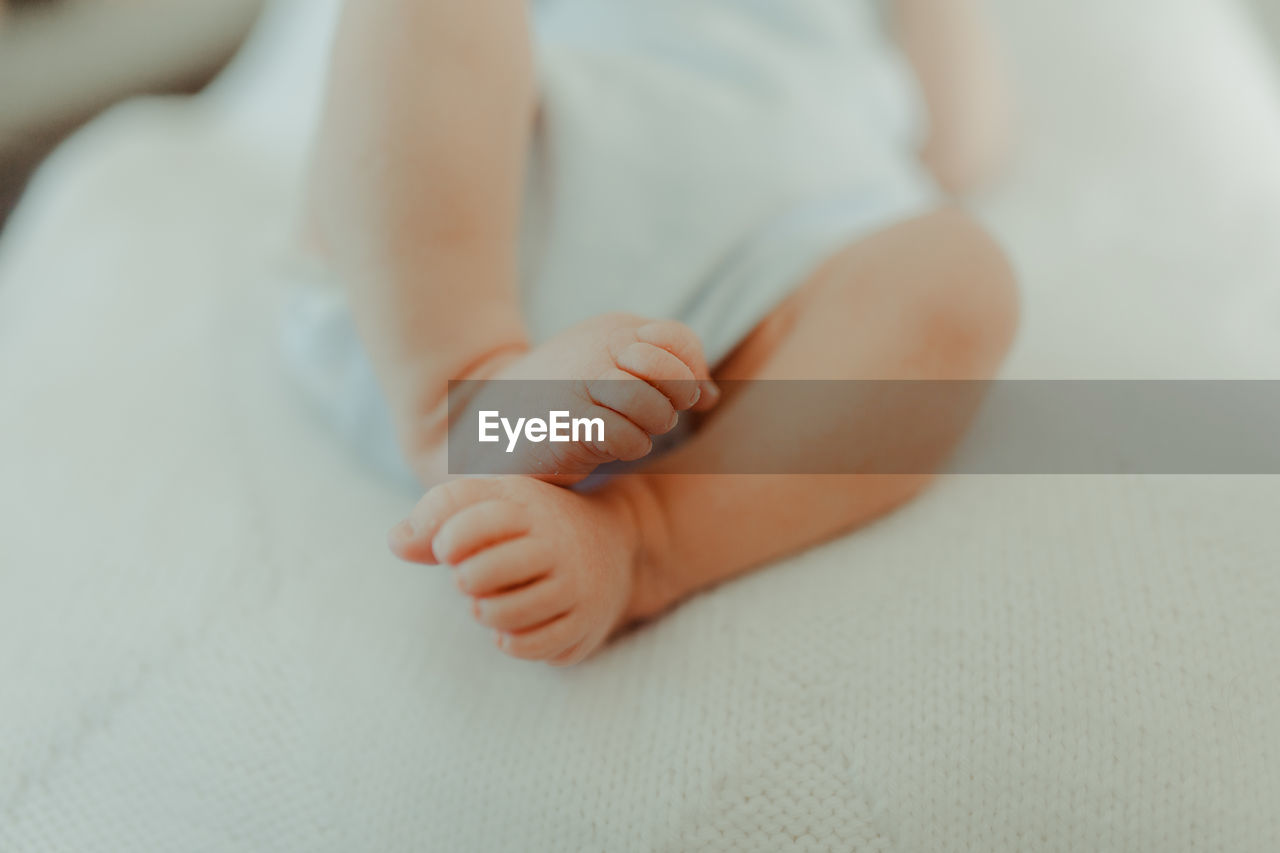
[0,0,263,230]
[3,3,1280,848]
[3,0,1280,233]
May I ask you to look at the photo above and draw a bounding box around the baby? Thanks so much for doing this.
[292,0,1018,665]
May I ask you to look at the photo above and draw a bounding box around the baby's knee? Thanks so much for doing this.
[917,209,1019,375]
[815,208,1018,378]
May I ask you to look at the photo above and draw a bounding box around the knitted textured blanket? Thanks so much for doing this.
[2,0,1278,849]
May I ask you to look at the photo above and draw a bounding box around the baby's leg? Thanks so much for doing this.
[308,1,717,487]
[392,208,1018,664]
[614,208,1017,619]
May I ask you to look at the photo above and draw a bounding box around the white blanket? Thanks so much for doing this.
[2,1,1279,850]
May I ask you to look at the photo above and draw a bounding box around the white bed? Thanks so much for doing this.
[2,1,1279,849]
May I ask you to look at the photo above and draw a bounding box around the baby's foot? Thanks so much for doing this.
[448,313,718,484]
[389,476,652,666]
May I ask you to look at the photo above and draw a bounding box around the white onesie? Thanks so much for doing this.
[282,0,939,480]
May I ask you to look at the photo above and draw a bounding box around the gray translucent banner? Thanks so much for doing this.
[446,380,1280,475]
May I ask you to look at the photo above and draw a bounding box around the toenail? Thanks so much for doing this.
[690,386,701,407]
[666,410,679,431]
[389,519,415,545]
[637,322,665,338]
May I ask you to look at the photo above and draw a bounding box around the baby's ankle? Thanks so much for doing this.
[601,476,679,629]
[396,340,532,480]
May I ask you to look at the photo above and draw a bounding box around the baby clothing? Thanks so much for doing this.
[283,0,938,481]
[522,0,936,361]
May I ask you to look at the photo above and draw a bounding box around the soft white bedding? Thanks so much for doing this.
[2,1,1279,850]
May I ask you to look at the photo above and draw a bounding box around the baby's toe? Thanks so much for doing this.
[615,341,701,412]
[389,478,507,564]
[432,500,530,565]
[455,536,553,597]
[498,613,583,661]
[587,369,679,436]
[473,576,572,634]
[555,404,652,464]
[638,318,712,377]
